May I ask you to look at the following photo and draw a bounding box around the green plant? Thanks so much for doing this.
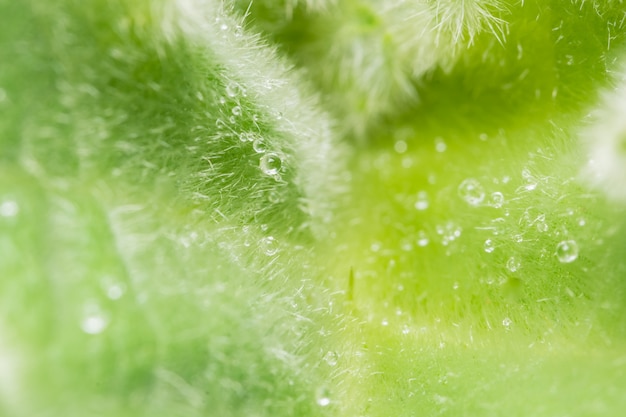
[2,0,626,416]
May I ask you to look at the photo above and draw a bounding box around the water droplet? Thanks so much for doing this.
[578,218,586,227]
[506,257,521,272]
[316,387,331,407]
[323,351,338,366]
[513,234,524,243]
[489,192,504,208]
[536,220,549,233]
[556,240,579,263]
[402,325,410,335]
[231,106,242,116]
[260,236,278,256]
[484,239,495,253]
[458,178,485,206]
[225,82,238,97]
[400,239,413,251]
[0,200,19,217]
[101,276,126,300]
[416,230,429,247]
[215,118,226,129]
[402,156,414,168]
[394,140,407,154]
[267,189,284,204]
[435,137,447,153]
[253,138,267,153]
[81,305,109,335]
[414,191,429,211]
[259,153,283,177]
[106,284,125,300]
[220,23,228,31]
[502,317,513,329]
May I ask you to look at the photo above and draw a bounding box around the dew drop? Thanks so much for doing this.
[489,192,504,208]
[394,140,407,154]
[416,230,430,247]
[0,200,19,218]
[402,325,410,335]
[400,239,413,251]
[484,239,495,253]
[323,351,338,366]
[502,317,513,329]
[267,189,284,204]
[458,178,485,206]
[106,284,125,300]
[81,305,109,335]
[556,240,579,263]
[259,153,283,177]
[231,106,242,116]
[252,138,267,153]
[225,82,238,97]
[260,236,279,256]
[536,220,549,233]
[435,137,447,153]
[414,191,429,211]
[506,257,521,272]
[316,387,331,407]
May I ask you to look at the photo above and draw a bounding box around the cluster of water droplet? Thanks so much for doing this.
[436,221,462,246]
